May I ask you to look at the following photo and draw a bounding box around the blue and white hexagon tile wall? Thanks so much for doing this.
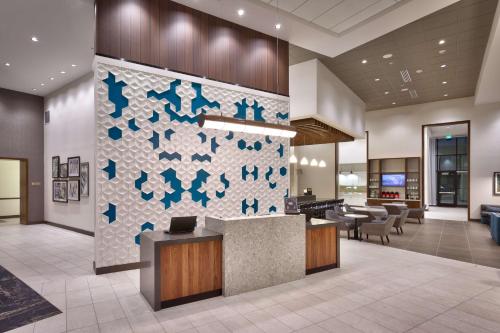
[94,59,290,268]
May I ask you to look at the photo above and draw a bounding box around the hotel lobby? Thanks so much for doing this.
[1,0,500,332]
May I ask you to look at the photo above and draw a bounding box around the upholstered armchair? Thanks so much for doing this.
[325,210,356,240]
[359,215,396,245]
[393,209,409,234]
[407,207,424,224]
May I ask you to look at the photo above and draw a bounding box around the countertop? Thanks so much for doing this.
[307,218,342,230]
[140,228,222,246]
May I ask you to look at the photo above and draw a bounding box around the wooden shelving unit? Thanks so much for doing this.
[367,157,422,208]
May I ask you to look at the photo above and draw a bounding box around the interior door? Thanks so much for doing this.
[437,171,456,206]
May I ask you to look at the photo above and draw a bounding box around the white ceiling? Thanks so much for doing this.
[0,0,94,96]
[260,0,405,35]
[173,0,461,58]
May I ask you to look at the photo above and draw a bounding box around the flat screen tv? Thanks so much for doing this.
[382,174,405,187]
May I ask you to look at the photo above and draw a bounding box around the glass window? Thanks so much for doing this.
[438,156,456,171]
[457,155,468,171]
[457,137,468,154]
[437,138,456,155]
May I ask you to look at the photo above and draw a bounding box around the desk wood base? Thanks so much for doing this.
[306,224,339,275]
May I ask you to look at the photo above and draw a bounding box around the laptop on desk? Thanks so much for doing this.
[165,216,197,234]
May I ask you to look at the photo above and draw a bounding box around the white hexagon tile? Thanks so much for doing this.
[95,61,290,268]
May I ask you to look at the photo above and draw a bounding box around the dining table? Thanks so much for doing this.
[344,213,369,240]
[351,206,388,218]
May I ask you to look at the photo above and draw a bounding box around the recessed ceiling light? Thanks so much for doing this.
[50,77,54,80]
[374,78,380,82]
[442,81,447,85]
[438,49,447,55]
[237,9,245,16]
[382,53,393,59]
[444,93,448,97]
[361,59,367,64]
[440,64,447,68]
[4,62,10,67]
[71,64,77,67]
[32,88,37,91]
[384,91,389,95]
[401,88,408,92]
[392,102,396,105]
[40,83,45,86]
[275,23,281,30]
[31,36,39,42]
[416,69,423,74]
[438,39,446,45]
[60,71,66,74]
[388,61,393,65]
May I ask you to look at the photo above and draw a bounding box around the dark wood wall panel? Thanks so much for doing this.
[95,0,289,95]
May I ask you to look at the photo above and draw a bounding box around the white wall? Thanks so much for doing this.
[0,159,20,216]
[366,97,500,219]
[338,137,367,164]
[291,144,336,200]
[44,73,95,232]
[289,60,317,120]
[289,59,366,138]
[316,61,365,138]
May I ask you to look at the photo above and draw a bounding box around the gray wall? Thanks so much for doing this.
[0,88,44,222]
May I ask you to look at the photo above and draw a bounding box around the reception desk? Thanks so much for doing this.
[205,214,305,296]
[140,214,340,310]
[140,229,223,310]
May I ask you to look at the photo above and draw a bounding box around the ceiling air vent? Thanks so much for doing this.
[400,68,412,83]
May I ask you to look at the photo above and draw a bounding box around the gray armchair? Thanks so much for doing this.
[325,210,356,240]
[393,209,409,234]
[384,204,402,215]
[407,207,424,224]
[359,215,396,245]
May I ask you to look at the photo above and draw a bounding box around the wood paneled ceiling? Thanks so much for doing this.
[260,0,406,35]
[289,0,498,111]
[291,118,354,146]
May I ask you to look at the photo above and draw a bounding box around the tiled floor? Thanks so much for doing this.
[2,222,500,333]
[357,218,500,269]
[424,207,468,222]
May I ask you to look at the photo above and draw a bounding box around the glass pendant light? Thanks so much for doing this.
[300,157,309,166]
[318,160,326,168]
[310,158,318,167]
[289,155,298,164]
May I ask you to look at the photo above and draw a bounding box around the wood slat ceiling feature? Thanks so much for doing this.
[289,0,498,111]
[291,118,354,146]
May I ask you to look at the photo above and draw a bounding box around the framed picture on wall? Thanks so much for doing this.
[52,156,60,178]
[53,180,68,203]
[80,162,89,197]
[68,180,80,201]
[494,172,500,196]
[59,163,68,178]
[68,156,80,177]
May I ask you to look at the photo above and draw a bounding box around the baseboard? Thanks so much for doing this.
[44,221,94,237]
[306,264,338,275]
[0,215,20,219]
[469,218,481,222]
[93,261,145,275]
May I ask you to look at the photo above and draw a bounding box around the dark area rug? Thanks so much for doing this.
[0,265,61,333]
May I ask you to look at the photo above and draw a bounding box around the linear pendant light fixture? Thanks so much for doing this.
[198,114,297,138]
